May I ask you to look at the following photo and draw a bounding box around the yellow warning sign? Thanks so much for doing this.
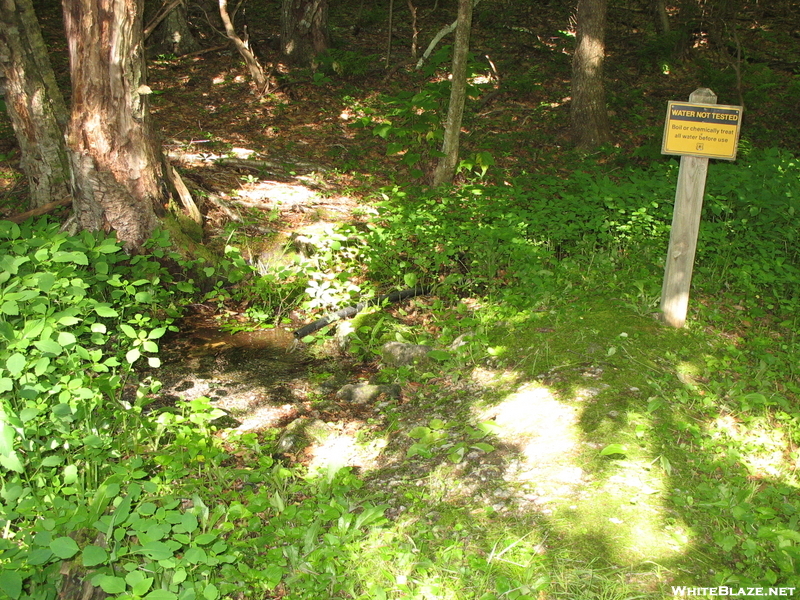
[661,101,743,161]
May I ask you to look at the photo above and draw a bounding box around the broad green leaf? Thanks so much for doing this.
[96,242,121,254]
[94,304,118,318]
[193,532,217,545]
[33,356,50,376]
[408,426,430,439]
[0,570,22,599]
[777,529,800,542]
[126,571,154,596]
[19,407,39,422]
[63,464,78,485]
[659,455,672,475]
[27,547,53,565]
[82,544,108,567]
[52,250,88,265]
[261,564,284,590]
[135,291,153,303]
[56,315,81,326]
[171,568,187,585]
[0,450,23,473]
[36,272,56,292]
[449,447,466,463]
[477,421,502,435]
[386,142,405,155]
[138,541,174,560]
[0,300,19,316]
[472,442,495,453]
[600,444,627,457]
[57,331,77,346]
[0,378,12,392]
[142,340,158,353]
[148,356,161,368]
[126,348,141,364]
[120,324,137,338]
[41,455,64,467]
[34,338,62,356]
[0,221,21,240]
[373,123,392,139]
[148,327,167,340]
[177,512,197,533]
[427,350,451,361]
[183,546,206,564]
[0,419,14,456]
[5,353,25,376]
[50,536,80,559]
[137,502,157,516]
[95,575,126,594]
[0,321,13,340]
[203,583,219,600]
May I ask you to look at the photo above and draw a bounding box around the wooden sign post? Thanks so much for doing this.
[659,88,742,328]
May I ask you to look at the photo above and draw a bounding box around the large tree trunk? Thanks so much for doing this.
[281,0,329,67]
[0,0,72,209]
[431,0,472,187]
[570,0,611,149]
[62,0,163,252]
[148,1,202,56]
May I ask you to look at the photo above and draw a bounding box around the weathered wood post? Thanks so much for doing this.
[660,88,716,328]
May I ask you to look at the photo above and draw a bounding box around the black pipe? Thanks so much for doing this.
[293,286,431,339]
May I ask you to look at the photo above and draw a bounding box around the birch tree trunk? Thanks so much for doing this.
[570,0,611,149]
[0,0,72,209]
[62,0,163,252]
[432,0,472,187]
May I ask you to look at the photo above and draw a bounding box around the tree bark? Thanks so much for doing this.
[281,0,329,67]
[148,0,202,56]
[432,0,472,187]
[0,0,72,209]
[570,0,611,150]
[652,0,670,35]
[62,0,163,252]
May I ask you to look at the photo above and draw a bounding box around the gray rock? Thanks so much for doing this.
[381,342,433,367]
[276,417,335,451]
[336,383,401,404]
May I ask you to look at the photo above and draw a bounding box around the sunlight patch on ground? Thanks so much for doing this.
[307,433,388,474]
[236,180,320,206]
[708,415,795,480]
[479,380,690,564]
[482,383,585,503]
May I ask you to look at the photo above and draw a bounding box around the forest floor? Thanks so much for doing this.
[2,1,800,598]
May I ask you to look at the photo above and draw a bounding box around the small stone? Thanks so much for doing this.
[335,383,401,404]
[381,342,433,367]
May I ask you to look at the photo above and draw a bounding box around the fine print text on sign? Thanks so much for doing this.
[662,101,743,161]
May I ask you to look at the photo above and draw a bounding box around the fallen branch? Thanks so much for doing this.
[8,197,71,223]
[163,161,203,224]
[294,287,432,339]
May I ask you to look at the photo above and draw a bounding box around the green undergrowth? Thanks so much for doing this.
[3,146,800,599]
[280,148,800,595]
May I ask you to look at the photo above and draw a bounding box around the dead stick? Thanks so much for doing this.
[8,197,72,224]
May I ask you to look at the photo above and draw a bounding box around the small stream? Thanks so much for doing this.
[154,315,349,432]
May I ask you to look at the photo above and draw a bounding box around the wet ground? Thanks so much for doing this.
[156,314,339,432]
